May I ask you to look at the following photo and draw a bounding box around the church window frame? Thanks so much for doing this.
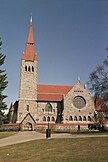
[88,116,91,121]
[53,109,55,113]
[32,66,34,72]
[74,116,77,121]
[69,116,73,121]
[28,66,31,72]
[51,117,55,122]
[45,102,52,113]
[83,116,86,121]
[79,116,82,121]
[47,116,50,122]
[43,116,46,122]
[25,66,27,71]
[27,105,29,112]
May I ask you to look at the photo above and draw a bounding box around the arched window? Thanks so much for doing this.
[69,116,73,121]
[27,105,29,112]
[25,66,27,71]
[74,116,77,121]
[28,66,31,72]
[79,116,82,121]
[47,116,50,122]
[43,116,46,122]
[51,117,55,122]
[45,103,52,112]
[88,116,91,121]
[83,116,86,121]
[32,66,34,72]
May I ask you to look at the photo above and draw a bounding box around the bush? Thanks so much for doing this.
[0,124,20,132]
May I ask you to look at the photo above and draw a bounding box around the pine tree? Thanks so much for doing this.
[0,38,8,124]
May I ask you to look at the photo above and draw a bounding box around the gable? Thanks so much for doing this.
[20,113,36,124]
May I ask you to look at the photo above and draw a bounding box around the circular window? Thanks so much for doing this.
[73,96,86,109]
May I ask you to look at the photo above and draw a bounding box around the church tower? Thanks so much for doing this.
[17,17,38,123]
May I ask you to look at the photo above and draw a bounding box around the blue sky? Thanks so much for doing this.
[0,0,108,107]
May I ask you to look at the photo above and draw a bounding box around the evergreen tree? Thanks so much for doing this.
[0,38,8,124]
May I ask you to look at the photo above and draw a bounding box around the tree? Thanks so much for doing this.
[0,38,8,124]
[88,54,108,106]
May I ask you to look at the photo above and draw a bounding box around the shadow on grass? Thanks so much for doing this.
[53,130,108,135]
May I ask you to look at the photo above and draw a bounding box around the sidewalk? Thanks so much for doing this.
[0,131,108,147]
[0,131,45,147]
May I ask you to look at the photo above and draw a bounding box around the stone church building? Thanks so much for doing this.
[9,17,95,131]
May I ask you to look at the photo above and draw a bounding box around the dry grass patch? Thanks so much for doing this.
[0,132,17,139]
[0,137,108,162]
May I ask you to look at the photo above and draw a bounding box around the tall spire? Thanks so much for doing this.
[22,17,37,61]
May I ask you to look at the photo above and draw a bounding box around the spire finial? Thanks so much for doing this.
[30,14,32,23]
[76,76,81,85]
[77,76,80,81]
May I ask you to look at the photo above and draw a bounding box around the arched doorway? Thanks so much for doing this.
[24,122,33,131]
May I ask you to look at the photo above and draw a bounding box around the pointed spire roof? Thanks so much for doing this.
[22,16,37,61]
[26,16,34,44]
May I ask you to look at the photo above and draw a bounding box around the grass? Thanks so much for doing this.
[0,132,17,139]
[70,130,108,135]
[0,137,108,162]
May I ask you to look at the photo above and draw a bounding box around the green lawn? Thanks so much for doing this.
[0,137,108,162]
[0,132,17,139]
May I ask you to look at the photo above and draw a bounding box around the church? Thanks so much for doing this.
[9,17,95,131]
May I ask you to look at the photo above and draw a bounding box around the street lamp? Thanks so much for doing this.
[46,103,51,138]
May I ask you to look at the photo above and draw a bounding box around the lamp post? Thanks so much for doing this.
[46,104,51,138]
[48,109,49,129]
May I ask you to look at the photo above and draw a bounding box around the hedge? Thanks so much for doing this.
[0,124,20,132]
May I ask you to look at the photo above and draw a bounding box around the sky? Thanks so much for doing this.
[0,0,108,108]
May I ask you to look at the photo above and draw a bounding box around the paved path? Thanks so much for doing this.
[0,131,45,147]
[0,131,108,147]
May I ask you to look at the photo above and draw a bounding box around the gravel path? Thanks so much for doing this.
[0,131,108,147]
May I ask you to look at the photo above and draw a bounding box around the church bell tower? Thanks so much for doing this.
[17,17,38,123]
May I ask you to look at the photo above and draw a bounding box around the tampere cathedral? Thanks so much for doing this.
[9,17,95,131]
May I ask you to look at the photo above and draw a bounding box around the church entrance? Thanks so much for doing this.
[24,122,33,131]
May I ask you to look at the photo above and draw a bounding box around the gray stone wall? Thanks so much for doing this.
[17,99,37,122]
[17,59,38,123]
[36,102,57,123]
[19,60,38,99]
[63,81,95,124]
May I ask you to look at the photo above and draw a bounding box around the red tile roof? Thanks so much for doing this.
[37,84,72,94]
[37,94,63,101]
[37,84,73,101]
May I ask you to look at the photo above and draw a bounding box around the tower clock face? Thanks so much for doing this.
[73,96,86,109]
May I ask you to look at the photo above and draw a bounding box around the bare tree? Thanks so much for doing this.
[88,54,108,106]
